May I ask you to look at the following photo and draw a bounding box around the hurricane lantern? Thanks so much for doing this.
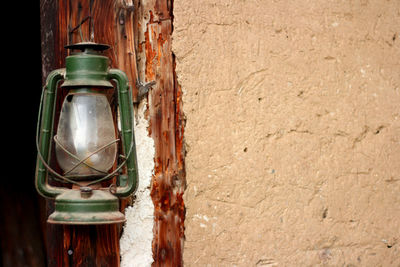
[35,42,138,225]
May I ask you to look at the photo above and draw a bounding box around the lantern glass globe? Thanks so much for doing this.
[55,93,117,179]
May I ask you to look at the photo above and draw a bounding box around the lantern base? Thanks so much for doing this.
[48,190,126,225]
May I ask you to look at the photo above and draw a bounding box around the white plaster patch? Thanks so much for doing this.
[120,100,155,267]
[331,22,339,27]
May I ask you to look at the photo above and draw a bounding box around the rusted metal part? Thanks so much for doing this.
[141,1,187,265]
[47,190,126,225]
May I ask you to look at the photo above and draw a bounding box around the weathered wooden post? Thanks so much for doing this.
[139,2,186,265]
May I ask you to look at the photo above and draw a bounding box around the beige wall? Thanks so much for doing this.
[173,0,400,266]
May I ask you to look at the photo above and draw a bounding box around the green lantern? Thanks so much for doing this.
[35,42,138,225]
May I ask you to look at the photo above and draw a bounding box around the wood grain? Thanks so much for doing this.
[141,1,186,266]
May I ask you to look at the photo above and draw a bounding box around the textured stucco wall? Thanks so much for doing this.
[173,0,400,266]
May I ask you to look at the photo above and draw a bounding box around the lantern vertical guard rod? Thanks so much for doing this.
[108,68,139,197]
[36,69,67,198]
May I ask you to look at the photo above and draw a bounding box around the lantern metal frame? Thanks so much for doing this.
[35,42,139,225]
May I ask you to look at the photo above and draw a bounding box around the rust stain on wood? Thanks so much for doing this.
[145,28,157,81]
[142,1,186,265]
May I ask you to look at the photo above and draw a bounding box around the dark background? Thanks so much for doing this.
[1,2,46,266]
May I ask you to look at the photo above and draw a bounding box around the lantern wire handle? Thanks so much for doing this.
[69,16,90,43]
[86,134,134,186]
[69,1,95,43]
[53,135,119,176]
[89,0,95,42]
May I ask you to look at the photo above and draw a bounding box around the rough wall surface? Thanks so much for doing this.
[173,0,400,266]
[120,101,155,267]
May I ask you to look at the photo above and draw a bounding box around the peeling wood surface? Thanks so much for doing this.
[147,21,186,266]
[139,1,186,266]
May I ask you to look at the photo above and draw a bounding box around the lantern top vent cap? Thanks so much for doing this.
[65,42,110,52]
